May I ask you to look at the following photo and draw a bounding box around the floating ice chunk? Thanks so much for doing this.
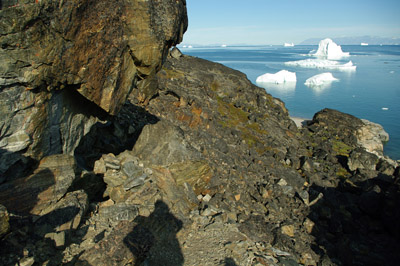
[257,82,296,95]
[256,70,296,84]
[382,107,389,111]
[284,43,294,47]
[285,59,356,71]
[305,73,338,89]
[311,38,350,59]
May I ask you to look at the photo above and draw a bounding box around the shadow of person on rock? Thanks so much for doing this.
[124,200,184,266]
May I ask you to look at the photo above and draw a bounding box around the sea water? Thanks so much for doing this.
[181,45,400,160]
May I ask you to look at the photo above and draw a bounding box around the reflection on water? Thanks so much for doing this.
[305,82,333,95]
[256,81,296,97]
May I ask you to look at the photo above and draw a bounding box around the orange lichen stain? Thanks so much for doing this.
[191,105,202,116]
[176,113,192,123]
[286,130,295,138]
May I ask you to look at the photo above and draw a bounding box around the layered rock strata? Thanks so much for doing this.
[0,0,187,180]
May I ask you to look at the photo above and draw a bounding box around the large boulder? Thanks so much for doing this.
[0,0,187,114]
[307,108,389,156]
[132,120,200,166]
[0,0,188,176]
[357,119,389,155]
[0,154,77,215]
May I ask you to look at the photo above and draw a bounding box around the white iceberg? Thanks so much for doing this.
[256,82,296,96]
[311,38,350,59]
[285,59,356,71]
[256,70,297,84]
[284,42,294,47]
[305,73,338,89]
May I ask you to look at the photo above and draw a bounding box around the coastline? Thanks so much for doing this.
[290,116,311,128]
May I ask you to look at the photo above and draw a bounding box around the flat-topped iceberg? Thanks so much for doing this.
[256,70,296,84]
[285,59,356,71]
[305,73,338,89]
[311,38,350,59]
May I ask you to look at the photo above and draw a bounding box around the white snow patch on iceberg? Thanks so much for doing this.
[285,59,356,71]
[305,73,338,89]
[256,70,296,84]
[311,38,350,59]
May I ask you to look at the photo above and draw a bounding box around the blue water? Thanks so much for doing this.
[182,45,400,160]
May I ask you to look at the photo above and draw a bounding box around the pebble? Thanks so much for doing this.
[202,194,212,202]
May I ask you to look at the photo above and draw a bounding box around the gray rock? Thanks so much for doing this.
[170,47,183,59]
[98,203,139,223]
[347,148,379,172]
[132,120,200,166]
[357,119,389,155]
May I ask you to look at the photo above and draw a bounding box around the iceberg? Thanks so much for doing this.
[256,70,296,84]
[305,73,338,89]
[311,38,350,59]
[285,59,356,71]
[284,42,294,47]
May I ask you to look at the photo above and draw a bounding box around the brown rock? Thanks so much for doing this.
[0,204,9,238]
[0,0,188,176]
[0,154,77,215]
[0,0,188,114]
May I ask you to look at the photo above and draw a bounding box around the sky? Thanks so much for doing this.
[182,0,400,45]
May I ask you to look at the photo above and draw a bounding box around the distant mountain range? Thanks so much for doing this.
[300,36,400,45]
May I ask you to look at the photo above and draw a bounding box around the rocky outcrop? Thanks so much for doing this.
[307,108,389,156]
[358,119,389,155]
[0,0,187,180]
[0,0,187,113]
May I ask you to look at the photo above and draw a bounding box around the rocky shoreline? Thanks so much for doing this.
[1,1,399,266]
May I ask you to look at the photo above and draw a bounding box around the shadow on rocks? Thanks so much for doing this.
[74,101,159,170]
[308,171,400,266]
[0,168,81,265]
[123,200,184,266]
[224,257,238,266]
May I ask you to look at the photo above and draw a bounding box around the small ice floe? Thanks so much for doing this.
[256,70,297,84]
[311,38,350,59]
[304,73,338,89]
[284,42,294,47]
[285,59,356,71]
[390,71,395,74]
[382,107,389,111]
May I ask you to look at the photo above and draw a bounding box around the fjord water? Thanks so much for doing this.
[182,45,400,160]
